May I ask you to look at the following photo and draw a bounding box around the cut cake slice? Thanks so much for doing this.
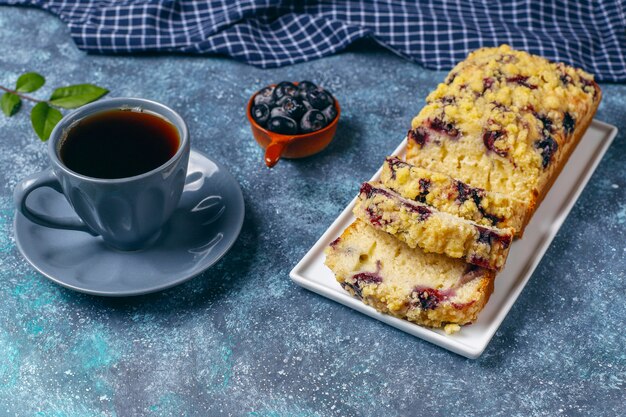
[382,156,528,235]
[353,182,513,271]
[324,220,496,329]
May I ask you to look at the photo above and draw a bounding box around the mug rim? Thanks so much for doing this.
[48,97,190,184]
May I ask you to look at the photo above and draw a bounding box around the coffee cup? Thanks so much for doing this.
[14,97,190,251]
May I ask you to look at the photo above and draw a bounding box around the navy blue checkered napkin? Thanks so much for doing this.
[3,0,626,81]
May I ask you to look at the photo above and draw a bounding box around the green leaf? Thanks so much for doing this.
[49,84,108,109]
[15,72,45,93]
[1,93,21,116]
[31,102,63,141]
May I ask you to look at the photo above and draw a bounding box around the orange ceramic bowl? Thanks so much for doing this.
[247,84,340,167]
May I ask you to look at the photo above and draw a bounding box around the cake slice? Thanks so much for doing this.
[354,182,513,270]
[324,220,495,329]
[382,156,528,235]
[406,45,601,232]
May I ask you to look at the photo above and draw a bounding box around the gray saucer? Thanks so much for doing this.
[13,149,245,296]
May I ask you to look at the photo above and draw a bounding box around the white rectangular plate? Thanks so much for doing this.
[290,120,618,359]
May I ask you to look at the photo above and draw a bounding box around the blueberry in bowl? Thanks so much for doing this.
[273,81,298,102]
[297,80,318,98]
[322,105,337,123]
[247,81,340,167]
[251,103,270,126]
[276,96,307,121]
[254,86,275,106]
[300,110,327,134]
[306,88,334,110]
[251,81,337,135]
[270,106,288,119]
[268,115,299,135]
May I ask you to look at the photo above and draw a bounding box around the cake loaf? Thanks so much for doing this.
[324,45,601,331]
[324,220,495,329]
[382,156,527,234]
[353,182,513,270]
[406,45,601,232]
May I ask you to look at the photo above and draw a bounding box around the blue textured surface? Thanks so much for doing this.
[0,7,624,417]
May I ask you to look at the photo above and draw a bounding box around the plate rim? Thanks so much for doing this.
[290,119,618,359]
[13,148,245,297]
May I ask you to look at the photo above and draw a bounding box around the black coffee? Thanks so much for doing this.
[60,109,180,179]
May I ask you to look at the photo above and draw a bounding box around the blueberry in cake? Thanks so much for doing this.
[324,220,495,329]
[354,182,513,270]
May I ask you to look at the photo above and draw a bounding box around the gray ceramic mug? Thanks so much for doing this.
[14,98,190,251]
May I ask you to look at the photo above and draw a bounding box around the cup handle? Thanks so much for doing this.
[265,141,289,168]
[13,168,97,235]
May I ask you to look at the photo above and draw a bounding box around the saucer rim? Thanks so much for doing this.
[13,148,245,297]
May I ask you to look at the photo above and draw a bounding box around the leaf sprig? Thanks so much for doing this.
[0,72,108,140]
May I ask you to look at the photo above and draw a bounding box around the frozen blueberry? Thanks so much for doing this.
[297,80,318,98]
[270,106,285,118]
[273,81,298,101]
[306,88,334,110]
[267,116,298,135]
[277,96,306,121]
[254,86,275,106]
[322,105,337,123]
[300,109,327,133]
[302,100,313,110]
[251,104,270,126]
[298,80,317,92]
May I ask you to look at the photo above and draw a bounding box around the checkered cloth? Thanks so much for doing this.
[4,0,626,81]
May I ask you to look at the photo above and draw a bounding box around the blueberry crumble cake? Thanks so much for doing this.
[325,45,600,330]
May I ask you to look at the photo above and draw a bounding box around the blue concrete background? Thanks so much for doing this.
[0,6,624,417]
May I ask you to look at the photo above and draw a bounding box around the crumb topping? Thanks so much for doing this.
[408,44,599,202]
